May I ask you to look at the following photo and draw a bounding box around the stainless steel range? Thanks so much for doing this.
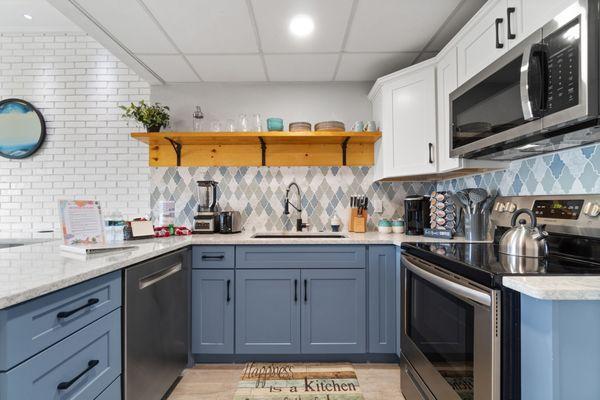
[400,194,600,400]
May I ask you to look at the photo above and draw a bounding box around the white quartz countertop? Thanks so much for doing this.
[0,231,482,310]
[502,276,600,301]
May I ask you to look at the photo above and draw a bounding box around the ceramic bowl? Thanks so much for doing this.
[267,118,284,131]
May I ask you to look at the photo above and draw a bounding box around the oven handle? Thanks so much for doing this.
[403,256,491,307]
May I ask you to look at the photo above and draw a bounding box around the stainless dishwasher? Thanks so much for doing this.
[124,248,190,400]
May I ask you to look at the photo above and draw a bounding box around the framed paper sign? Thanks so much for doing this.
[0,98,46,159]
[58,200,106,246]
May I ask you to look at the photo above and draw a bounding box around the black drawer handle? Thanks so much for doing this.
[495,18,504,49]
[202,255,225,261]
[226,279,231,303]
[507,7,516,39]
[57,359,99,390]
[57,298,99,319]
[304,279,308,303]
[428,143,434,164]
[294,279,298,302]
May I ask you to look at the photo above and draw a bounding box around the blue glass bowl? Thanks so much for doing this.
[267,118,284,131]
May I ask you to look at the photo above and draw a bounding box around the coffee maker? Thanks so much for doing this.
[193,181,220,234]
[404,196,430,235]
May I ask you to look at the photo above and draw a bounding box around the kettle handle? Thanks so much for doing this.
[511,208,537,228]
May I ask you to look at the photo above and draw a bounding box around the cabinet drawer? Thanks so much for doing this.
[0,309,121,400]
[192,246,235,269]
[95,376,120,400]
[236,245,366,269]
[0,271,121,371]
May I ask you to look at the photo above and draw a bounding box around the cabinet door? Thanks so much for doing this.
[513,0,578,39]
[436,48,460,173]
[301,269,366,354]
[457,0,508,84]
[388,65,437,176]
[236,269,301,354]
[191,270,234,354]
[368,246,396,354]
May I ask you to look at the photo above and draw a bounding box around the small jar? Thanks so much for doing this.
[392,218,405,234]
[378,219,392,234]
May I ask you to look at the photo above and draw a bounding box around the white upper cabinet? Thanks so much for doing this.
[456,0,510,84]
[436,48,459,172]
[515,0,580,39]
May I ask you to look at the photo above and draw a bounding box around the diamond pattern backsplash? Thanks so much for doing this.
[437,144,600,195]
[151,167,434,232]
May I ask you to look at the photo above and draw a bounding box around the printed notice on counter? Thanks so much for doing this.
[58,200,105,246]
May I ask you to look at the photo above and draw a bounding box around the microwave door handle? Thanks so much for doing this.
[520,42,547,121]
[403,257,491,307]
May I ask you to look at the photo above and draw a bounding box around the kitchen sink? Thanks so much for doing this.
[251,232,348,239]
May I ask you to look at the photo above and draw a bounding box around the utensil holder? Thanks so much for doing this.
[463,212,487,241]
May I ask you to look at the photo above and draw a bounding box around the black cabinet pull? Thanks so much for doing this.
[294,279,298,302]
[226,279,231,302]
[507,7,516,39]
[57,298,99,319]
[304,279,308,302]
[57,360,99,390]
[495,18,504,49]
[202,255,224,260]
[428,143,434,164]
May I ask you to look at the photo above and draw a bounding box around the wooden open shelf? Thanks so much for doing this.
[131,131,382,167]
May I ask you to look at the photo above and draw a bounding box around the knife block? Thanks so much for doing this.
[353,215,367,232]
[348,208,358,232]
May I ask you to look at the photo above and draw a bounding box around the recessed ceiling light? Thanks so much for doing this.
[289,15,314,37]
[23,14,33,20]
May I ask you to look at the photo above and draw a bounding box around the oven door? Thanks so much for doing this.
[401,254,500,400]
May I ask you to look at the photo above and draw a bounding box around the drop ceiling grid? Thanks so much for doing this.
[69,0,483,82]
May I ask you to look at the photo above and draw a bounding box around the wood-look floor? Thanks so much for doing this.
[167,363,405,400]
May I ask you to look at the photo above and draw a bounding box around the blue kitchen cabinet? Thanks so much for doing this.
[301,269,366,354]
[191,269,234,354]
[368,245,397,354]
[235,269,301,354]
[192,246,235,269]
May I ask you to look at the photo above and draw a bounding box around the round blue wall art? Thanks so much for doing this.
[0,98,46,159]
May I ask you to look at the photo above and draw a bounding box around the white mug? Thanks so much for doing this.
[352,121,364,132]
[364,121,377,132]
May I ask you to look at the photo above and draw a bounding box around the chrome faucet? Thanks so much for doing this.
[283,182,309,232]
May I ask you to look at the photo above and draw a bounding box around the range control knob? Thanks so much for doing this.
[590,203,600,218]
[496,202,506,212]
[583,202,594,215]
[505,202,517,213]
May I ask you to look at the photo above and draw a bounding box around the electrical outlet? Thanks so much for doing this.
[373,199,383,213]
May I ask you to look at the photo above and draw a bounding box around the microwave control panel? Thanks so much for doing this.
[544,17,580,115]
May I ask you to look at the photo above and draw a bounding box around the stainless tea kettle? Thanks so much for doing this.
[499,209,548,258]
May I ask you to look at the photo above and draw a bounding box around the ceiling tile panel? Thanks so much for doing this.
[141,0,258,53]
[251,0,353,53]
[0,0,79,32]
[335,53,415,81]
[75,0,176,53]
[187,55,267,82]
[139,55,199,82]
[346,0,462,52]
[425,0,487,52]
[264,54,338,81]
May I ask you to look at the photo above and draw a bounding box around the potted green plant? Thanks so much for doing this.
[120,100,170,132]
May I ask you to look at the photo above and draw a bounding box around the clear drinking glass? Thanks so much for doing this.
[253,113,262,132]
[238,113,249,132]
[225,119,236,132]
[192,106,204,131]
[210,120,222,132]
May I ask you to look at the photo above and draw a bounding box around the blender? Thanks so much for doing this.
[193,181,220,233]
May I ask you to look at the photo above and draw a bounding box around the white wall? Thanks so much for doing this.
[151,82,373,131]
[0,32,150,235]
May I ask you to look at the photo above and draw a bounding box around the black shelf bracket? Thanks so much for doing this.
[165,138,183,167]
[259,137,267,166]
[341,137,350,166]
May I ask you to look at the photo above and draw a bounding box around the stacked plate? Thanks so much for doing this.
[315,121,345,132]
[289,122,312,132]
[429,191,457,233]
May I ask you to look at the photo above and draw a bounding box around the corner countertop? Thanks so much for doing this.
[502,276,600,301]
[0,231,480,310]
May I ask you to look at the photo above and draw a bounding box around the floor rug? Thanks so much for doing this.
[234,362,364,400]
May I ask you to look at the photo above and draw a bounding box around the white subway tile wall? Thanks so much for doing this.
[0,32,150,234]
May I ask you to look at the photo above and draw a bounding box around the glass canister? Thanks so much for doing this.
[192,106,204,131]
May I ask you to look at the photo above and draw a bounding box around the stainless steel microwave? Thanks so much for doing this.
[450,0,600,161]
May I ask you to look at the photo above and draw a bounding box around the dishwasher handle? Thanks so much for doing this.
[139,263,182,290]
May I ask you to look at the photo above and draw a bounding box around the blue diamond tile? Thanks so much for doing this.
[548,154,566,179]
